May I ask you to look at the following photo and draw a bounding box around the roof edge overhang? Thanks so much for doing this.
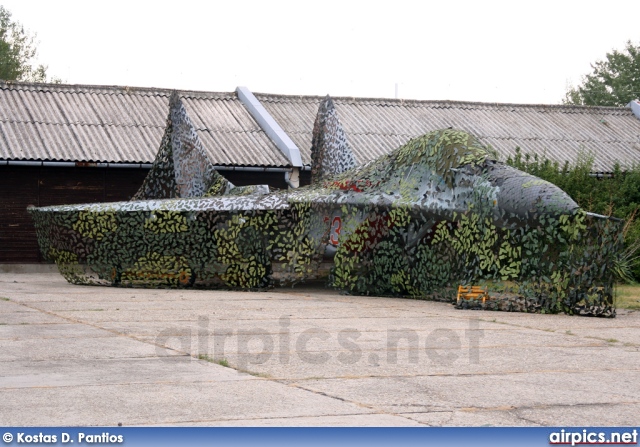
[1,80,635,112]
[0,159,302,171]
[0,80,238,100]
[253,90,638,113]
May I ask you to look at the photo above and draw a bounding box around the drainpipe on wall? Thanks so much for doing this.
[236,86,303,188]
[284,168,300,188]
[628,99,640,120]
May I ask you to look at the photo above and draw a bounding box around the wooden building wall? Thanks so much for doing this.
[0,166,292,263]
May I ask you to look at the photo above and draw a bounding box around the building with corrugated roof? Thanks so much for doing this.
[256,93,640,173]
[1,81,640,263]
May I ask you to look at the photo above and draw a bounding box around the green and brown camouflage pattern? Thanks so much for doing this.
[29,95,623,316]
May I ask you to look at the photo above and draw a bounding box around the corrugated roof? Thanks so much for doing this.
[0,82,289,167]
[256,93,640,172]
[2,82,640,172]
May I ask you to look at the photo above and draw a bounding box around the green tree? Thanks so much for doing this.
[507,148,640,281]
[0,5,51,82]
[564,41,640,107]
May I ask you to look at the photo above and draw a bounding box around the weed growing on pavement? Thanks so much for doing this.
[197,354,230,368]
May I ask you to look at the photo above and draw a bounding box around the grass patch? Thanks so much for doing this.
[0,297,9,301]
[480,318,497,323]
[197,354,230,368]
[197,354,215,362]
[196,354,271,377]
[586,335,623,344]
[616,284,640,310]
[216,358,230,368]
[239,369,271,378]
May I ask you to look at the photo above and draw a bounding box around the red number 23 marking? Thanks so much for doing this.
[329,216,342,246]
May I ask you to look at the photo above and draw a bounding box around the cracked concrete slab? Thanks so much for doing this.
[145,413,424,426]
[1,272,639,426]
[0,380,376,426]
[0,357,252,389]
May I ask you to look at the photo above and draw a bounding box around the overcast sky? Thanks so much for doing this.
[3,0,639,104]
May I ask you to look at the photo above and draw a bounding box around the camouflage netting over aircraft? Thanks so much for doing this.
[132,92,267,199]
[29,94,623,317]
[310,96,358,183]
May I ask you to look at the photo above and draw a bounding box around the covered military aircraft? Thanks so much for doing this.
[29,93,622,316]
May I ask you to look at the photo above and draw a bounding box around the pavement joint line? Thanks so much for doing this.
[381,400,640,422]
[476,318,640,346]
[0,377,261,391]
[277,367,640,381]
[128,411,400,426]
[386,403,453,409]
[443,411,456,425]
[511,410,543,425]
[283,381,392,415]
[3,298,193,359]
[513,400,640,411]
[390,413,430,426]
[0,335,116,341]
[0,354,188,364]
[281,381,429,426]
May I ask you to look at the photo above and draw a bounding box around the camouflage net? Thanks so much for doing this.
[29,94,623,317]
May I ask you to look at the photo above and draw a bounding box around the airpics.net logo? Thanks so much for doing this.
[154,316,484,369]
[549,429,638,446]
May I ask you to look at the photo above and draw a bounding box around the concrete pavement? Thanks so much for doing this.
[0,272,639,426]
